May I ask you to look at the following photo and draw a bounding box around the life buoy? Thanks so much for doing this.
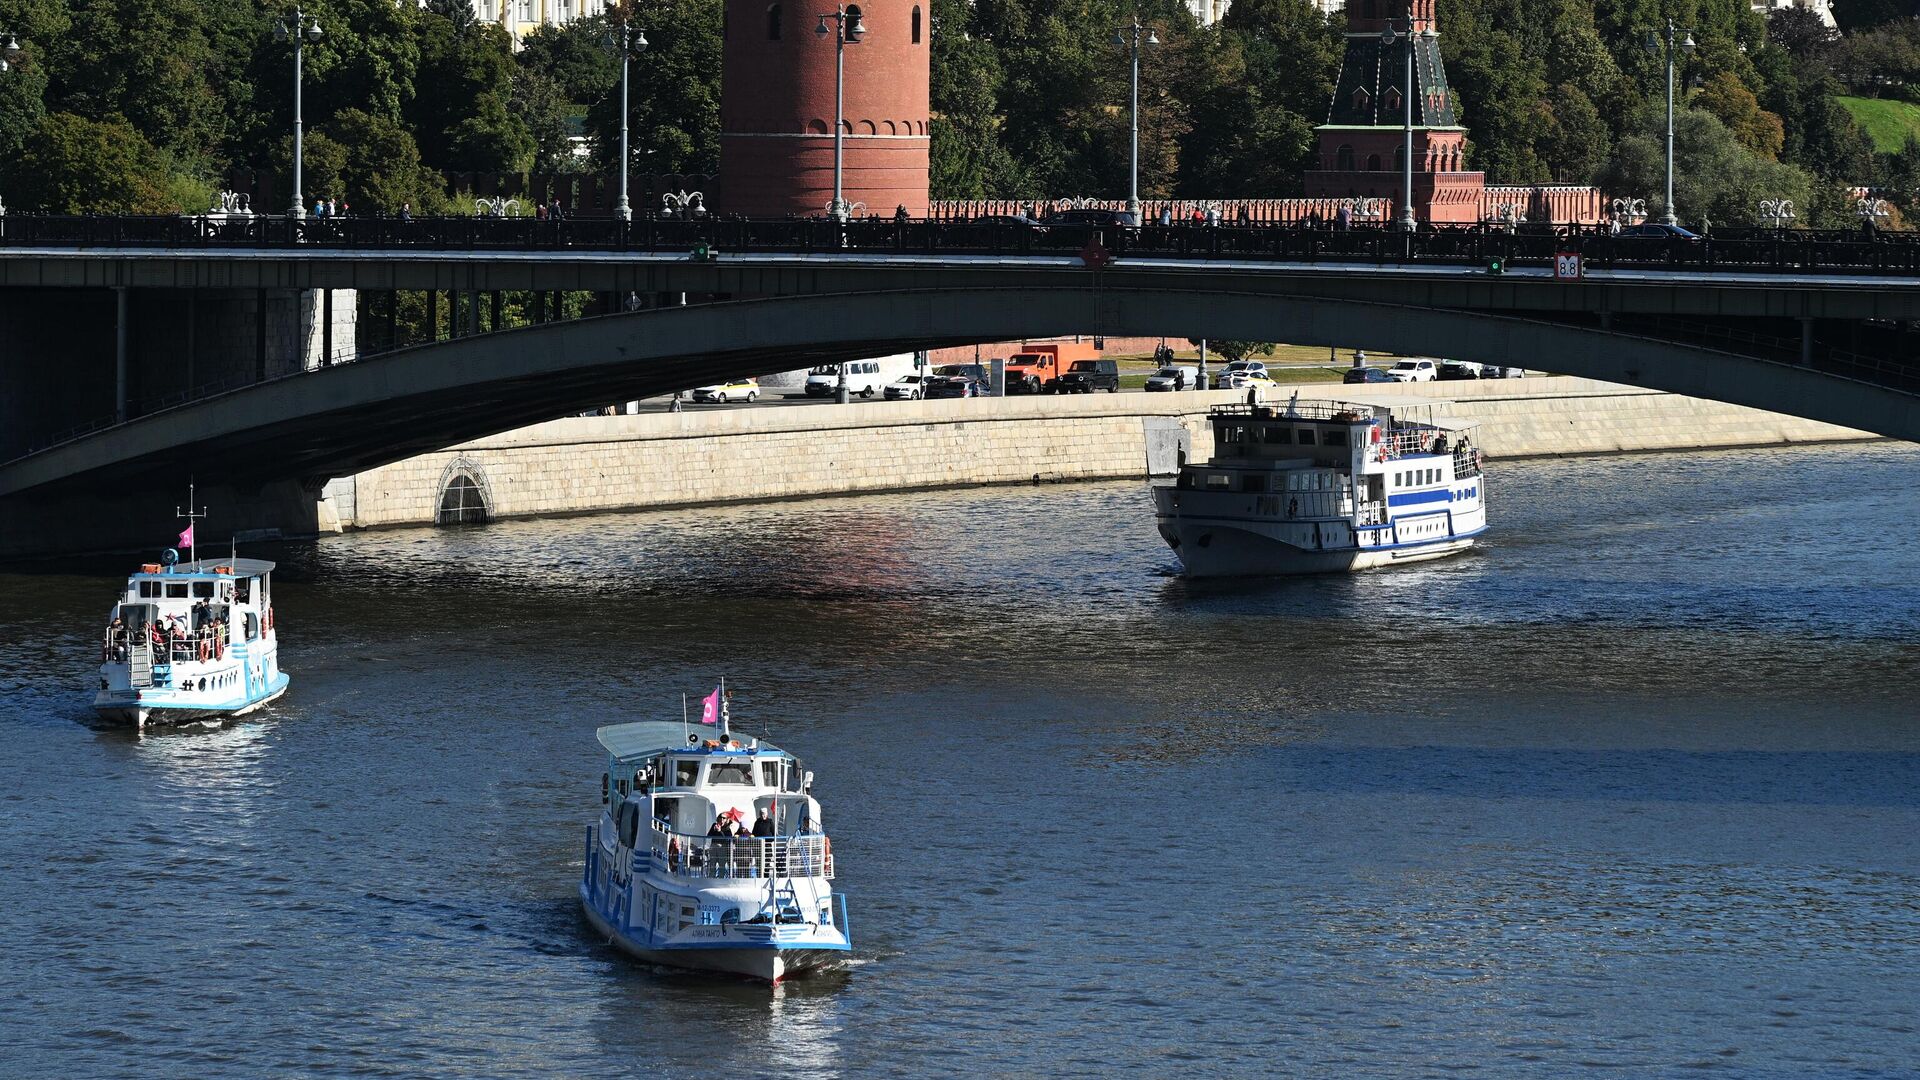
[266,606,274,633]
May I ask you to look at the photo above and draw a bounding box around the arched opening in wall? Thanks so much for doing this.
[857,119,876,134]
[438,472,490,526]
[912,5,922,42]
[1336,144,1354,170]
[807,118,828,134]
[843,4,862,39]
[1394,145,1405,172]
[1383,87,1400,112]
[1366,153,1382,172]
[767,3,782,39]
[1351,87,1369,112]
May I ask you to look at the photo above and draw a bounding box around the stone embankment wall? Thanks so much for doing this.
[325,378,1874,531]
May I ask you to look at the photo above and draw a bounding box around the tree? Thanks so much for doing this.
[1543,83,1611,181]
[1600,103,1812,225]
[512,68,581,174]
[1767,6,1839,59]
[582,0,723,177]
[1694,70,1785,159]
[324,108,446,213]
[517,15,622,105]
[13,112,176,213]
[1190,339,1276,362]
[409,11,533,173]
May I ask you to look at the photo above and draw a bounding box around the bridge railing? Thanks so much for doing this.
[10,213,1920,275]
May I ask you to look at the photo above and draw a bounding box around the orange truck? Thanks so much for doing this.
[1003,342,1099,394]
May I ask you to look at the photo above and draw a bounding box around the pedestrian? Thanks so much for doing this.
[536,202,548,221]
[313,198,326,219]
[1336,204,1351,231]
[894,204,909,224]
[398,202,412,222]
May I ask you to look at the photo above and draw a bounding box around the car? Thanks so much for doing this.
[1211,360,1269,389]
[1217,370,1280,393]
[803,361,887,398]
[924,375,980,399]
[1341,367,1395,384]
[971,213,1045,231]
[1386,359,1438,383]
[884,374,928,400]
[1144,365,1199,391]
[1051,358,1121,394]
[1479,365,1526,379]
[1615,223,1702,240]
[691,378,759,403]
[1438,361,1482,380]
[926,363,990,398]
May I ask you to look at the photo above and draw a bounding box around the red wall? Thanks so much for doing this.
[718,0,930,217]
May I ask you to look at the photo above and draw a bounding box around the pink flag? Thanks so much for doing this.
[177,524,195,550]
[698,687,721,725]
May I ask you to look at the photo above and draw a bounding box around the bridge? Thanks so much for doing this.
[2,215,1917,554]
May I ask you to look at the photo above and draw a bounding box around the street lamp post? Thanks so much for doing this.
[0,32,24,75]
[609,21,649,222]
[816,5,866,226]
[1644,21,1695,228]
[1379,13,1428,232]
[1113,18,1159,220]
[274,10,325,219]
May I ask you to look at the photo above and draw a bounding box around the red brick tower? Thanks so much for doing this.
[1303,0,1485,224]
[718,0,930,217]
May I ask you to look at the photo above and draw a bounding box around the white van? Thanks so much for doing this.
[805,360,888,398]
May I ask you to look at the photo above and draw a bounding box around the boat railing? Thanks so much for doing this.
[107,625,230,664]
[1356,501,1388,526]
[646,823,834,881]
[1211,402,1370,423]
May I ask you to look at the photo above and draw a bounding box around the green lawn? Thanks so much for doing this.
[1838,96,1920,153]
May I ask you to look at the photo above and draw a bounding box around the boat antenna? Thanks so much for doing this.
[720,676,731,742]
[682,693,690,748]
[175,481,206,566]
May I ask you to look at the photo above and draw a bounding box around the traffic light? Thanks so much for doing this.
[1487,257,1504,275]
[691,243,711,261]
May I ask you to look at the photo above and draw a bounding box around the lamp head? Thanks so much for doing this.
[1681,32,1696,50]
[305,19,323,43]
[4,34,24,62]
[816,16,830,36]
[273,21,289,43]
[1146,29,1159,45]
[1642,30,1656,52]
[1112,29,1125,45]
[847,13,865,39]
[633,28,649,51]
[1381,23,1398,45]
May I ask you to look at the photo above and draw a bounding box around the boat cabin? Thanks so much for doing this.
[105,557,276,666]
[597,720,821,850]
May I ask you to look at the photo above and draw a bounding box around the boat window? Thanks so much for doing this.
[1205,473,1231,489]
[139,581,158,598]
[760,761,781,787]
[245,612,260,641]
[1264,426,1291,444]
[674,759,700,787]
[1324,429,1348,446]
[1243,474,1267,493]
[235,578,252,603]
[707,762,756,785]
[166,582,189,599]
[1296,428,1316,445]
[193,581,215,598]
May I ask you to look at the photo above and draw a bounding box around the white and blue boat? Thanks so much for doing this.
[93,556,289,729]
[1153,400,1487,576]
[580,716,851,985]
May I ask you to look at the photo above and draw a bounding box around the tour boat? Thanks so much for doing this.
[579,709,851,984]
[93,555,289,728]
[1153,399,1486,576]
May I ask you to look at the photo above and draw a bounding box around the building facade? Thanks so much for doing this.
[1302,0,1487,223]
[716,0,931,216]
[468,0,615,46]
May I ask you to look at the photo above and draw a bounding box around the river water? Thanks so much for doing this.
[3,442,1919,1078]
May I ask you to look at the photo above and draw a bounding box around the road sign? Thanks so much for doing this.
[1554,251,1583,280]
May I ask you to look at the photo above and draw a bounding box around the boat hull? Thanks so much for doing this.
[580,885,848,985]
[92,675,290,730]
[1157,517,1477,577]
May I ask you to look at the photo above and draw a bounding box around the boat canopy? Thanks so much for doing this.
[596,720,789,764]
[134,557,277,578]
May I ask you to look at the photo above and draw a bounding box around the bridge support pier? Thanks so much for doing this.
[322,289,333,366]
[428,291,440,341]
[1801,317,1814,367]
[114,287,129,424]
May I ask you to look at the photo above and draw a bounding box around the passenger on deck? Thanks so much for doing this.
[708,813,741,877]
[752,808,776,838]
[108,618,127,660]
